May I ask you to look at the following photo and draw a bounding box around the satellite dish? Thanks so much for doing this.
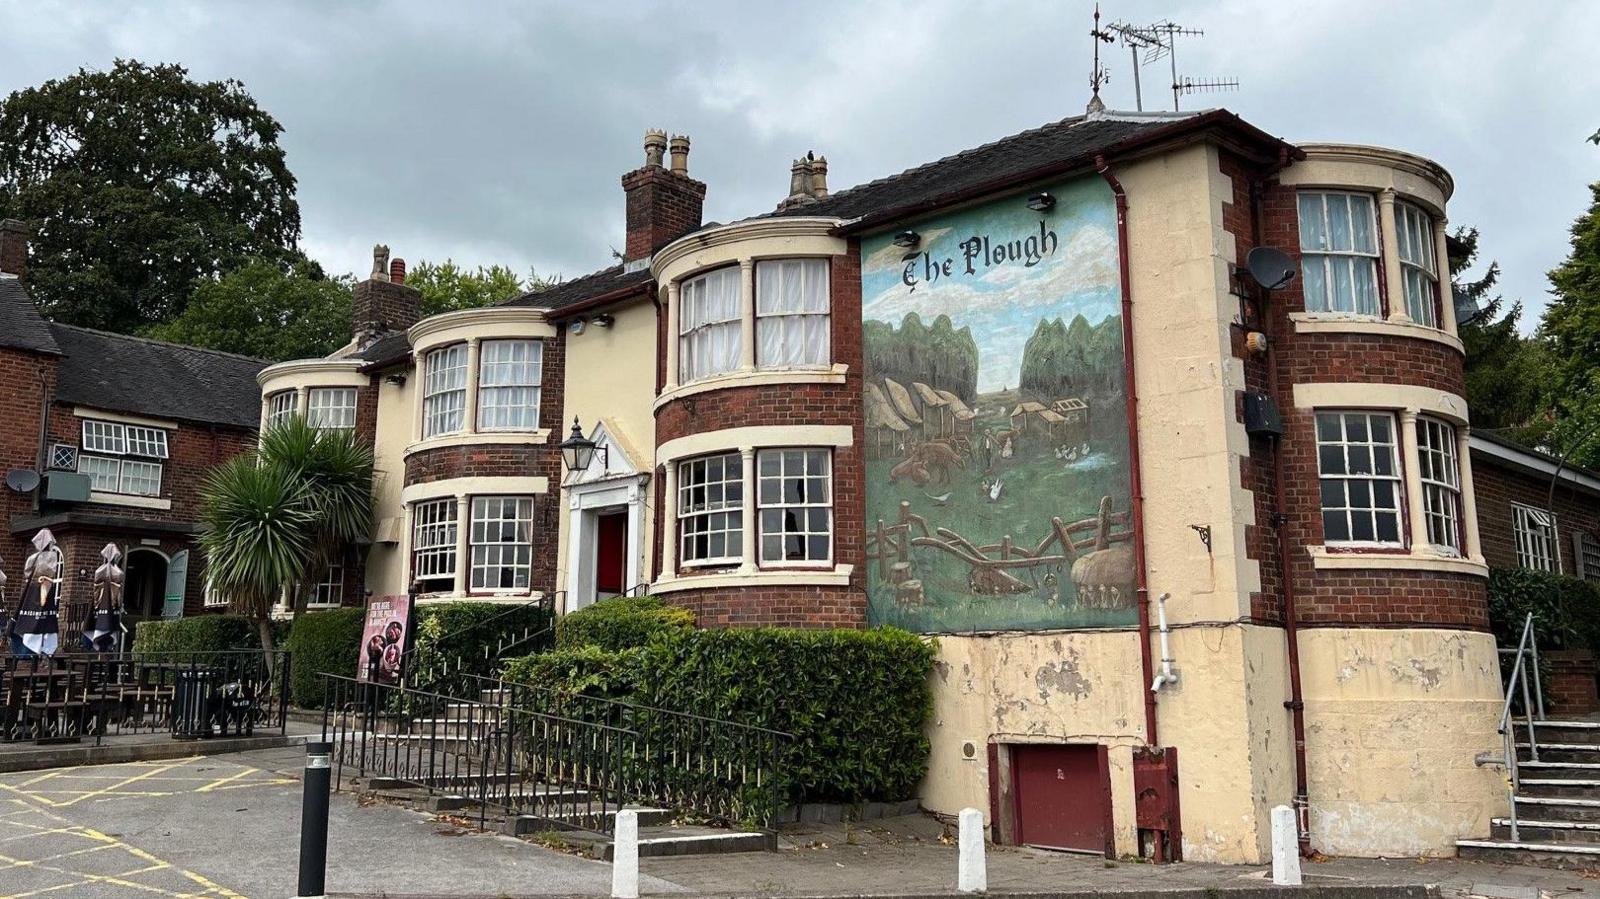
[5,469,40,493]
[1245,246,1296,291]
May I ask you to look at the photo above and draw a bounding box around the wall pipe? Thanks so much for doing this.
[1095,154,1158,748]
[1149,592,1177,692]
[1250,148,1313,856]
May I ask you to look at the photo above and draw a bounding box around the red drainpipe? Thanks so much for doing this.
[1096,154,1158,748]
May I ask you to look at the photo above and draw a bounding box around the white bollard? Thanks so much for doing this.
[957,807,987,893]
[612,808,640,899]
[1271,805,1302,886]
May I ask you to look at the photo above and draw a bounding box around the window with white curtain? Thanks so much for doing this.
[678,452,743,564]
[266,391,297,430]
[1396,201,1439,328]
[412,498,458,592]
[678,267,742,383]
[422,344,468,437]
[470,496,534,590]
[757,448,832,564]
[1315,410,1403,546]
[1299,192,1381,316]
[756,259,830,368]
[307,388,358,430]
[477,339,543,431]
[1416,416,1461,555]
[1513,504,1560,573]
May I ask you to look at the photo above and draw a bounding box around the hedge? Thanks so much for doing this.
[132,615,288,654]
[505,625,936,806]
[1488,566,1600,654]
[285,608,366,708]
[555,596,694,651]
[411,601,556,696]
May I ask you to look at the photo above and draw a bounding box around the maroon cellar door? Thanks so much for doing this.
[595,512,627,595]
[1012,744,1112,854]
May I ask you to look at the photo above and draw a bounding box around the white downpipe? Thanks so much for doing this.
[1149,592,1177,693]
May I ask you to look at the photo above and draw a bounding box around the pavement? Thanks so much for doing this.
[0,745,1593,899]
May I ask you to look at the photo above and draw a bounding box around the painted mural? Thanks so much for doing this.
[861,176,1135,632]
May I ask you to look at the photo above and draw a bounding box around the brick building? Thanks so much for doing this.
[265,109,1549,862]
[0,219,265,624]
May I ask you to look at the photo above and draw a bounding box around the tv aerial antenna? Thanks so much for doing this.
[1103,17,1238,112]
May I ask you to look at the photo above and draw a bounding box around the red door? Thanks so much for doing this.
[595,512,628,596]
[1012,744,1112,854]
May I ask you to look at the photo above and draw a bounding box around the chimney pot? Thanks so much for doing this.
[622,130,707,263]
[389,257,406,285]
[371,244,391,282]
[0,219,30,282]
[644,129,668,168]
[669,135,690,174]
[812,155,829,199]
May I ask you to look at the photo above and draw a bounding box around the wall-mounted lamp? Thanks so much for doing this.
[385,373,407,387]
[1025,192,1056,213]
[592,313,616,328]
[892,230,921,249]
[559,416,608,472]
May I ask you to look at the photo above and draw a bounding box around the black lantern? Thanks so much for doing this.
[559,416,607,472]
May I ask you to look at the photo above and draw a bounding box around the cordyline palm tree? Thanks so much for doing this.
[199,415,374,657]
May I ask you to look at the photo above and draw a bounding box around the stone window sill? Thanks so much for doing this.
[652,564,854,594]
[1289,312,1463,354]
[87,491,172,511]
[1307,545,1487,577]
[403,429,551,458]
[414,591,544,606]
[654,364,849,411]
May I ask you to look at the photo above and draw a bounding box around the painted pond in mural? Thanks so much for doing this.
[861,176,1135,632]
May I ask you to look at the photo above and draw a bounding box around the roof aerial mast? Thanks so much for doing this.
[1102,16,1239,111]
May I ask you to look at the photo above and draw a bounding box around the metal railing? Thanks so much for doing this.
[1493,612,1546,840]
[320,669,791,834]
[1,650,290,745]
[402,592,558,695]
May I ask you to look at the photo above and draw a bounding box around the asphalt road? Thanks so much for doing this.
[0,745,678,898]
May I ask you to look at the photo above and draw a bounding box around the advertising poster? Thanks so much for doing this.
[355,593,413,684]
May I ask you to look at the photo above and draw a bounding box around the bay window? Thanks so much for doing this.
[1416,417,1462,554]
[678,452,743,565]
[1512,504,1559,573]
[307,387,358,430]
[411,498,458,592]
[756,259,830,368]
[1299,192,1380,316]
[422,344,468,437]
[679,267,742,383]
[1396,202,1439,328]
[477,339,542,431]
[1315,411,1403,546]
[469,496,535,590]
[757,448,832,564]
[266,391,296,429]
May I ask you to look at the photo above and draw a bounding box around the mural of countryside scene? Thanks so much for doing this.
[861,177,1135,632]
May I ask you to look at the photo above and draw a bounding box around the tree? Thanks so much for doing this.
[201,416,374,651]
[0,60,300,332]
[144,258,352,361]
[407,259,555,317]
[1450,227,1550,440]
[1540,183,1600,470]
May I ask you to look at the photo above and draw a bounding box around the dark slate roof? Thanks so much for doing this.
[501,265,652,311]
[0,277,61,355]
[48,324,268,430]
[356,330,412,370]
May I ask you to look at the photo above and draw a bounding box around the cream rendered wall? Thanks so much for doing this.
[1299,628,1502,857]
[366,371,414,598]
[554,296,658,605]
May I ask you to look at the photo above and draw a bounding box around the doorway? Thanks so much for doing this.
[123,548,168,618]
[595,511,628,599]
[1011,744,1113,855]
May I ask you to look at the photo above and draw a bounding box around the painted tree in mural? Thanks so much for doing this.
[863,313,981,400]
[1019,314,1123,397]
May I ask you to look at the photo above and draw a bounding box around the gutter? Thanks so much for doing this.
[543,280,655,321]
[1095,154,1158,749]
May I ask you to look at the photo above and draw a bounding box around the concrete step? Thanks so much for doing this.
[1517,743,1600,764]
[1533,720,1600,745]
[1516,778,1600,799]
[502,806,675,836]
[1492,817,1600,845]
[1456,838,1600,871]
[1514,795,1600,823]
[1519,760,1600,779]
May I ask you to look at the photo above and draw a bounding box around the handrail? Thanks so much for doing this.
[1494,612,1545,841]
[460,671,795,739]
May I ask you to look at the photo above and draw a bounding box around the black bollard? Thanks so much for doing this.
[297,741,333,898]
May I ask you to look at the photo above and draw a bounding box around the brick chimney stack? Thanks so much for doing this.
[352,243,422,345]
[0,219,30,281]
[621,129,707,264]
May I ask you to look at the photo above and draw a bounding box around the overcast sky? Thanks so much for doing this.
[3,0,1596,328]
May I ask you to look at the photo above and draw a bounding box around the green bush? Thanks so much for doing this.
[411,601,555,696]
[502,644,643,702]
[1488,566,1600,654]
[133,615,279,653]
[285,608,366,708]
[555,596,694,651]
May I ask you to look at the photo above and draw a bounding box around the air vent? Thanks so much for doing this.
[48,444,79,471]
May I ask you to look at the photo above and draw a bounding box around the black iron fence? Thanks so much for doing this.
[0,650,289,745]
[320,671,790,834]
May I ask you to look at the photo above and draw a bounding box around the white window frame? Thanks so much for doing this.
[1513,503,1560,573]
[266,391,297,430]
[203,578,228,607]
[755,259,831,369]
[678,266,743,384]
[1298,191,1382,317]
[124,425,169,459]
[309,564,344,608]
[307,387,358,431]
[78,454,163,497]
[1396,201,1439,328]
[678,452,744,566]
[469,496,535,592]
[756,448,833,566]
[1415,416,1462,555]
[1315,410,1405,548]
[476,339,543,432]
[411,498,458,592]
[422,344,469,438]
[81,419,127,454]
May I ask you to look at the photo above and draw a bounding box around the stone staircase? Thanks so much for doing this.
[1457,719,1600,869]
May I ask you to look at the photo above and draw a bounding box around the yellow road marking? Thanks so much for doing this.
[45,759,190,808]
[194,767,255,792]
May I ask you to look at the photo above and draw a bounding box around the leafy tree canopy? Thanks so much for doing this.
[1450,227,1551,442]
[0,59,301,332]
[1540,182,1600,469]
[408,259,555,317]
[145,258,352,361]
